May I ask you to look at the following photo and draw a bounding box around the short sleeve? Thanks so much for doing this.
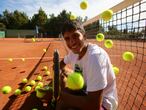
[86,52,108,92]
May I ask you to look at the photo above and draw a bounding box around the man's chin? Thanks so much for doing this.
[71,50,80,54]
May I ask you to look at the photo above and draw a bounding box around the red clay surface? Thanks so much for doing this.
[0,38,146,110]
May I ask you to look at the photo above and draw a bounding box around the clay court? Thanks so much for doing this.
[0,38,146,110]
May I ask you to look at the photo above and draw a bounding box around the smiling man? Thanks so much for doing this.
[56,20,118,110]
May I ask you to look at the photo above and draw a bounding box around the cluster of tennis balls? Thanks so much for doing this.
[1,66,51,96]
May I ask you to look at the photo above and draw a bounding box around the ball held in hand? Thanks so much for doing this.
[66,72,84,90]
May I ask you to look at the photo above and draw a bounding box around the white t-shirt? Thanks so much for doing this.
[64,43,118,110]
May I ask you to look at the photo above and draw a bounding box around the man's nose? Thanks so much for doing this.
[69,37,76,45]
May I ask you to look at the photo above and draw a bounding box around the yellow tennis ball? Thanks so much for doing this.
[100,10,113,22]
[37,82,44,88]
[24,86,31,92]
[96,33,105,42]
[70,13,77,20]
[32,38,36,42]
[14,89,21,95]
[43,66,48,71]
[8,58,13,62]
[104,39,113,48]
[66,72,84,90]
[80,0,88,10]
[1,85,12,94]
[45,70,50,76]
[36,75,42,81]
[43,49,47,52]
[122,51,134,62]
[32,108,38,110]
[35,86,41,91]
[22,78,28,84]
[30,80,36,86]
[21,58,25,62]
[113,66,119,76]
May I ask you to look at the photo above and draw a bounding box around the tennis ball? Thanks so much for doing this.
[104,39,113,48]
[70,13,77,20]
[96,33,104,42]
[32,38,36,42]
[37,82,44,88]
[100,9,113,22]
[1,85,12,94]
[24,86,31,92]
[21,58,25,62]
[22,78,28,84]
[36,75,42,81]
[80,0,88,10]
[45,70,50,76]
[113,66,119,76]
[30,80,36,86]
[8,58,13,62]
[14,89,21,95]
[43,66,48,71]
[66,72,84,90]
[43,49,46,52]
[32,108,38,110]
[122,51,134,62]
[35,86,41,91]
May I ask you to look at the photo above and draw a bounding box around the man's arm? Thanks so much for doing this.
[56,89,103,110]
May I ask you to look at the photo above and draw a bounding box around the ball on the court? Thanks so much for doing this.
[104,39,113,48]
[14,89,21,95]
[66,72,84,90]
[1,85,12,94]
[8,58,13,62]
[36,75,42,81]
[32,38,36,42]
[96,33,104,42]
[80,0,88,10]
[122,51,134,62]
[43,66,48,71]
[22,78,28,84]
[43,49,46,52]
[113,66,119,76]
[24,86,31,92]
[21,58,25,62]
[100,9,113,22]
[45,71,50,76]
[30,80,36,86]
[70,13,77,20]
[37,82,44,88]
[35,86,41,91]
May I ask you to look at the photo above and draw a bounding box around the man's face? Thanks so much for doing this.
[63,30,85,54]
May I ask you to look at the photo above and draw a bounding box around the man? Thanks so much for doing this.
[56,19,118,110]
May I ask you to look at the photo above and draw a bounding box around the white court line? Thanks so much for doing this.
[0,56,64,60]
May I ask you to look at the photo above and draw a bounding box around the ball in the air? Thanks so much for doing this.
[36,75,42,81]
[96,33,104,42]
[24,86,32,92]
[122,51,134,62]
[1,85,12,94]
[100,10,113,22]
[66,72,84,90]
[14,89,21,95]
[22,78,28,84]
[70,13,77,20]
[113,66,119,76]
[80,0,88,10]
[43,49,46,52]
[104,39,113,48]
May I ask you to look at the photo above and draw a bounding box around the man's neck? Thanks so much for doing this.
[78,43,88,60]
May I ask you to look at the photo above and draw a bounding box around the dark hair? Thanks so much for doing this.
[61,20,86,37]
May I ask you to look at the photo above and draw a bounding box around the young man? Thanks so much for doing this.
[56,20,118,110]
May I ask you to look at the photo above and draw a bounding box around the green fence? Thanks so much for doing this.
[0,31,5,38]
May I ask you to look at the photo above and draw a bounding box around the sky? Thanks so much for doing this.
[0,0,123,19]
